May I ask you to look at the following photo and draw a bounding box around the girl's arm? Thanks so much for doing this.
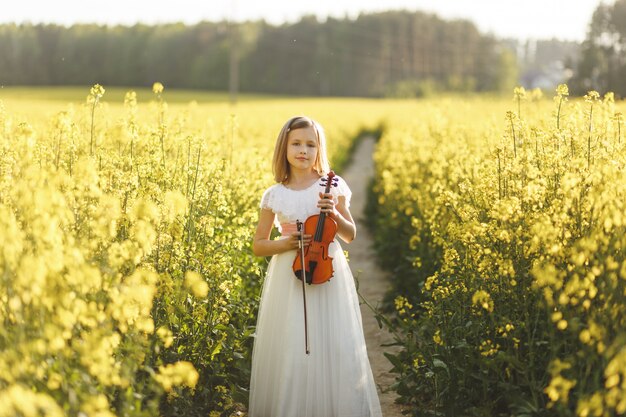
[320,193,356,243]
[252,208,312,257]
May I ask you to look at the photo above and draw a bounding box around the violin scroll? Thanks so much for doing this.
[320,175,339,189]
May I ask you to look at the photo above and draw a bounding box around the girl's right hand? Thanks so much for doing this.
[287,232,312,250]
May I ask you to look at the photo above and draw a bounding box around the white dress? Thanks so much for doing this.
[248,175,382,417]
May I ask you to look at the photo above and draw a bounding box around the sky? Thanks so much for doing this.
[0,0,606,42]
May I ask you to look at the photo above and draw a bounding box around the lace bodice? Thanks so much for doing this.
[260,175,352,233]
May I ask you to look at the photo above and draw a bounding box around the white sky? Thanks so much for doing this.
[0,0,605,41]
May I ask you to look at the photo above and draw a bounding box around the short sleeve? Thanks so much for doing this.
[260,185,276,211]
[331,175,352,208]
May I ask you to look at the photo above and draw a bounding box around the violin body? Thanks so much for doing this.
[292,171,339,285]
[293,214,337,284]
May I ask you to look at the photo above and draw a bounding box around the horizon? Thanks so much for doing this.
[0,10,586,44]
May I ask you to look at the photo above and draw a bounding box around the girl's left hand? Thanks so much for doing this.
[318,192,337,216]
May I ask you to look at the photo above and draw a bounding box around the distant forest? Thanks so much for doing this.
[569,0,626,97]
[0,11,527,97]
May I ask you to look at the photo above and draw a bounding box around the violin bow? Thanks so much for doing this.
[296,220,310,355]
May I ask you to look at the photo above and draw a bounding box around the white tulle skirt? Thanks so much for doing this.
[248,239,382,417]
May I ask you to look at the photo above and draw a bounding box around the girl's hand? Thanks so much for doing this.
[318,192,337,217]
[288,232,312,250]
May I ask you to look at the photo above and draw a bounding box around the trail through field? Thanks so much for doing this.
[342,136,407,417]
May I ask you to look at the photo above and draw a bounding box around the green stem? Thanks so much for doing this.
[55,131,61,170]
[69,144,73,176]
[90,102,96,156]
[587,104,593,168]
[510,119,517,158]
[160,126,166,169]
[497,150,502,199]
[130,124,135,173]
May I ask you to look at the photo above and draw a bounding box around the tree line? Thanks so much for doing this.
[0,11,518,97]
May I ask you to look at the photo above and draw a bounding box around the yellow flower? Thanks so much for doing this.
[513,86,527,100]
[154,361,199,392]
[47,373,62,390]
[577,392,604,417]
[545,375,576,403]
[584,90,600,103]
[579,329,591,344]
[505,110,515,121]
[433,329,444,346]
[185,271,209,298]
[152,82,164,94]
[81,394,115,417]
[472,290,494,313]
[394,295,413,316]
[89,83,105,100]
[605,373,620,389]
[124,90,137,108]
[556,83,569,97]
[480,339,500,357]
[163,190,188,222]
[108,269,157,334]
[0,385,64,417]
[157,326,174,348]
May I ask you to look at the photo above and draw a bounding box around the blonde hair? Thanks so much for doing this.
[272,116,330,183]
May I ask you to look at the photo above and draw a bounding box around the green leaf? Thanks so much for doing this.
[210,341,223,361]
[384,352,405,372]
[432,358,448,372]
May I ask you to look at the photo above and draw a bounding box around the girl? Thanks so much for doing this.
[249,116,382,417]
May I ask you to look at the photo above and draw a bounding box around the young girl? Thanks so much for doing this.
[249,116,382,417]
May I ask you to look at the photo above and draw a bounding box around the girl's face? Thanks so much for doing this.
[286,126,318,172]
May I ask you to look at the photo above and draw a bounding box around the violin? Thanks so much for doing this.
[292,171,338,285]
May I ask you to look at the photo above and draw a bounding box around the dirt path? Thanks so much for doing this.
[342,137,406,417]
